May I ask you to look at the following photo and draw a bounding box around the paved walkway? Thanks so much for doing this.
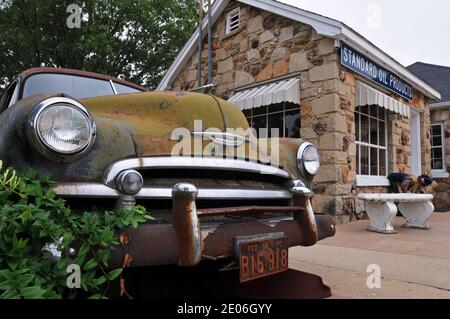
[289,212,450,299]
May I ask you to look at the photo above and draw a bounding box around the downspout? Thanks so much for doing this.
[198,0,203,87]
[207,0,212,85]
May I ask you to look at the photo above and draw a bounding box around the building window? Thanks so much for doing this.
[243,102,300,138]
[226,8,240,34]
[355,105,388,177]
[431,123,446,172]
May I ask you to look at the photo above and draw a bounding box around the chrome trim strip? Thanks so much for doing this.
[53,183,120,198]
[192,131,249,147]
[53,183,293,200]
[103,157,291,187]
[109,80,118,95]
[289,180,313,197]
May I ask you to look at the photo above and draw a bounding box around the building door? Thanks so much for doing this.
[410,109,422,175]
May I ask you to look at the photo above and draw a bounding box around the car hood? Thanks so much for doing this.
[80,91,303,180]
[1,91,303,183]
[81,91,249,157]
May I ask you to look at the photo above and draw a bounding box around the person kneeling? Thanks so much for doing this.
[387,173,434,194]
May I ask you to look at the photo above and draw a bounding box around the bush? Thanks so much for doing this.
[0,160,153,299]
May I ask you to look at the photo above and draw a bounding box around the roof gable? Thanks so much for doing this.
[408,62,450,102]
[157,0,440,100]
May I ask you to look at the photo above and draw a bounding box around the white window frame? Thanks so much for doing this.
[355,105,390,187]
[431,122,449,178]
[243,102,300,138]
[226,7,240,35]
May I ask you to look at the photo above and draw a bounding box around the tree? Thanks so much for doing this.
[0,0,198,92]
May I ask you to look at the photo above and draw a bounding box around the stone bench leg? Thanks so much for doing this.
[398,201,434,230]
[365,201,398,234]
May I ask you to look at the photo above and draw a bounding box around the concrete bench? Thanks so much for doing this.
[358,193,434,234]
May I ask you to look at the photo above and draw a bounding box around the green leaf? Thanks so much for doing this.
[82,259,98,272]
[6,259,19,271]
[18,274,35,288]
[0,289,20,299]
[76,244,90,259]
[93,276,107,286]
[19,207,32,223]
[19,286,46,299]
[88,293,107,300]
[107,269,122,281]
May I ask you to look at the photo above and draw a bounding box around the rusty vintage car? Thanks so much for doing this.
[0,67,335,282]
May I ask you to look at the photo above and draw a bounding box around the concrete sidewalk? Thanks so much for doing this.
[289,212,450,299]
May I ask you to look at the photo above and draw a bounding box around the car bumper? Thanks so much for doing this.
[107,183,336,269]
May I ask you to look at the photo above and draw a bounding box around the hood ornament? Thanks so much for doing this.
[192,131,249,147]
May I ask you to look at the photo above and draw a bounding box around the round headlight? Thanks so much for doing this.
[33,98,95,155]
[297,143,321,177]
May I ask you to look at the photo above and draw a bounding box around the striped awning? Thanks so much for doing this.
[228,77,300,110]
[356,81,410,118]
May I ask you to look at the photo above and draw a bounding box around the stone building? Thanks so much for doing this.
[408,62,450,211]
[157,0,441,223]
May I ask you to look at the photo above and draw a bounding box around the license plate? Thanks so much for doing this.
[238,236,289,283]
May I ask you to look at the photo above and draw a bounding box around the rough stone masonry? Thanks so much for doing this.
[170,0,432,223]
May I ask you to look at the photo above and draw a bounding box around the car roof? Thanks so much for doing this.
[19,67,148,92]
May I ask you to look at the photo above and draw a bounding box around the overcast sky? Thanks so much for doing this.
[279,0,450,68]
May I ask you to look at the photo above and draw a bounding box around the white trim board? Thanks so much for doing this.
[430,101,450,110]
[157,0,441,101]
[357,176,390,187]
[410,109,422,176]
[432,171,449,179]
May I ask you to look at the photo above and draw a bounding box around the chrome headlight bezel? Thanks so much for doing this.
[297,142,321,177]
[115,170,144,195]
[27,97,97,161]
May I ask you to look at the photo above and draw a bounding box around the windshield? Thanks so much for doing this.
[23,73,141,99]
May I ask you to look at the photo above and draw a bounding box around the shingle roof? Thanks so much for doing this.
[408,62,450,102]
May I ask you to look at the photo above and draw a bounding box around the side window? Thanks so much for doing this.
[0,81,19,113]
[243,102,300,138]
[113,82,141,95]
[8,83,19,107]
[431,123,446,172]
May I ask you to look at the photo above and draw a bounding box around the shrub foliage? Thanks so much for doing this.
[0,160,153,299]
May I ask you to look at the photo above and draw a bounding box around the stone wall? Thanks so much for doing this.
[431,108,450,211]
[171,1,328,95]
[307,69,430,223]
[170,0,433,223]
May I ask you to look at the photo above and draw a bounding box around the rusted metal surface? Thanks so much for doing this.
[109,220,301,268]
[108,213,336,269]
[315,214,336,241]
[172,184,203,267]
[83,92,227,142]
[109,224,179,268]
[202,220,303,260]
[198,206,304,217]
[293,194,319,247]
